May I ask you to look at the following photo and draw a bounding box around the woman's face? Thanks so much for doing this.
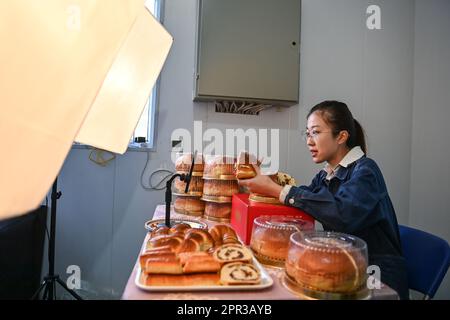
[306,112,340,164]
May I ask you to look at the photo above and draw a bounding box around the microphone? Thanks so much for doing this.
[183,150,197,194]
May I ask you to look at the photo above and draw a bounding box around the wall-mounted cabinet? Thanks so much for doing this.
[194,0,301,106]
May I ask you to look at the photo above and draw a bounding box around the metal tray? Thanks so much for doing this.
[135,257,273,292]
[144,218,208,232]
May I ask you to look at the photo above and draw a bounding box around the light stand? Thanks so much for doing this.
[31,178,82,300]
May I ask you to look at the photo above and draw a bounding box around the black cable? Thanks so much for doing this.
[149,170,174,190]
[140,151,174,191]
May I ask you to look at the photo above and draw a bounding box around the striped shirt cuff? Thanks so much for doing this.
[279,185,293,204]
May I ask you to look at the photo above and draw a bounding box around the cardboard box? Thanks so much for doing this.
[231,193,315,244]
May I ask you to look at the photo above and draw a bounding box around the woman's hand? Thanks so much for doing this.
[238,164,283,199]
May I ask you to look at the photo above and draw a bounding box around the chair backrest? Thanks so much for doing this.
[399,225,450,299]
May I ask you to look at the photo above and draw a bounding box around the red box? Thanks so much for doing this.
[230,193,315,245]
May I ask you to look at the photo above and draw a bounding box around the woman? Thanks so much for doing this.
[238,100,409,299]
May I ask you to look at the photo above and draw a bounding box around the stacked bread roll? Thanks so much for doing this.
[173,153,205,217]
[235,151,259,179]
[201,155,239,222]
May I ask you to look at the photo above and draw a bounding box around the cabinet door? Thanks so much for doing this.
[195,0,301,104]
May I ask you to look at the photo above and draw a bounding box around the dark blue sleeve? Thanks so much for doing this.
[298,170,323,192]
[285,162,387,233]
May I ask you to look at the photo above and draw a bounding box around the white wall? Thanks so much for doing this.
[50,0,449,299]
[287,0,415,227]
[409,0,450,300]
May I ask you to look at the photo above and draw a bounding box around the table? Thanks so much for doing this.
[122,205,399,300]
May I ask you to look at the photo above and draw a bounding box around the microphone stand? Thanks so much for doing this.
[163,151,197,228]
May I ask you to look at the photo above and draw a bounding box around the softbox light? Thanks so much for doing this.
[0,0,173,220]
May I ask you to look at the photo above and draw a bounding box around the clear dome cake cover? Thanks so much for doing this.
[253,215,314,232]
[285,231,369,294]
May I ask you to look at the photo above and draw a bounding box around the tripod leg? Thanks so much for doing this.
[31,280,47,300]
[56,277,83,300]
[42,282,50,300]
[53,280,57,300]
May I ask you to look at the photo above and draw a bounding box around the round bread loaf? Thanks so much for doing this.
[203,155,236,178]
[204,202,232,219]
[251,227,291,261]
[174,197,205,214]
[287,233,368,293]
[203,180,239,197]
[175,153,204,172]
[174,176,204,194]
[174,197,186,212]
[250,216,314,262]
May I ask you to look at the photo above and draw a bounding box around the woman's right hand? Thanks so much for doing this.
[237,164,283,199]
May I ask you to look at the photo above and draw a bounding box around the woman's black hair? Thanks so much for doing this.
[307,100,367,154]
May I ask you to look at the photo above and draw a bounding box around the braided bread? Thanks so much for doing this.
[222,233,240,245]
[178,251,210,265]
[177,238,201,253]
[182,255,221,274]
[145,256,183,274]
[147,224,216,254]
[169,223,191,234]
[147,234,184,252]
[150,225,170,238]
[140,251,176,269]
[143,273,220,286]
[209,224,238,247]
[184,229,214,251]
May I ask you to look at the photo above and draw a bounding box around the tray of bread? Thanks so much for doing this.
[136,223,273,291]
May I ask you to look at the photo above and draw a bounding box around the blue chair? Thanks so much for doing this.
[399,225,450,299]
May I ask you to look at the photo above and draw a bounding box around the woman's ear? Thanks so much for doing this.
[337,130,349,145]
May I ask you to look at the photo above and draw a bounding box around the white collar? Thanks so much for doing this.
[324,146,365,180]
[338,146,365,168]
